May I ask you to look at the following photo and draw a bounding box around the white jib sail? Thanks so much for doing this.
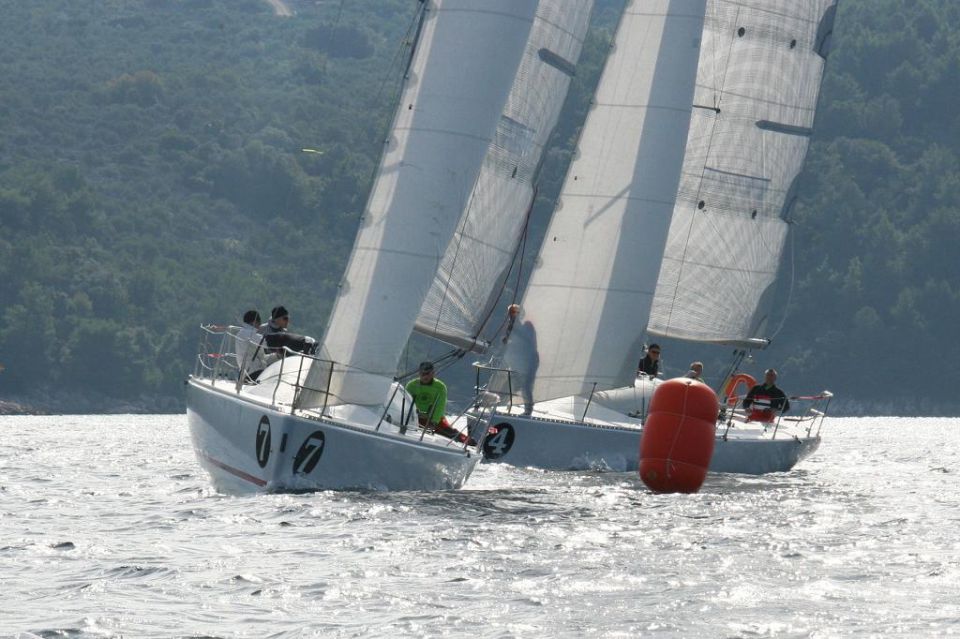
[300,0,538,409]
[648,0,838,345]
[414,0,595,352]
[509,0,707,403]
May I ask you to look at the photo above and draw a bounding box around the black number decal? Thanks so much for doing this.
[293,430,326,475]
[482,422,515,459]
[255,416,271,468]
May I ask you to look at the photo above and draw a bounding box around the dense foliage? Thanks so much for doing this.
[0,0,416,409]
[0,0,957,413]
[778,0,960,412]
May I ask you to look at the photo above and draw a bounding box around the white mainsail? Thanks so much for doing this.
[648,0,838,346]
[413,0,595,352]
[507,0,707,403]
[299,0,538,408]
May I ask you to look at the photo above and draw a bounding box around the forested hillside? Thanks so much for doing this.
[780,0,960,413]
[0,0,414,410]
[0,0,957,414]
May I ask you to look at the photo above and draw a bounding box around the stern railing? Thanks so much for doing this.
[720,390,833,440]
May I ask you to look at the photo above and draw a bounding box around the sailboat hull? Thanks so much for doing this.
[480,411,820,475]
[187,380,480,494]
[712,431,821,474]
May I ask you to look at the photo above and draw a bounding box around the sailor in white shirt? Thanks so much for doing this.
[235,309,267,382]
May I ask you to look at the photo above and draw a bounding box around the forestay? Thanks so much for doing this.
[648,0,838,345]
[299,0,538,409]
[414,0,595,353]
[511,0,707,403]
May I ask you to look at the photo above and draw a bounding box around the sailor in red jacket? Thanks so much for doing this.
[742,368,790,423]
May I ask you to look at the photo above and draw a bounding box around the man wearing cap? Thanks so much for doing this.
[405,362,470,444]
[261,305,317,358]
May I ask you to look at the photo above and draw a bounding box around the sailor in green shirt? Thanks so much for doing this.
[405,361,469,444]
[405,361,447,427]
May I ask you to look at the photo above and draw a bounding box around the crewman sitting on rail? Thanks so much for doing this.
[234,309,266,382]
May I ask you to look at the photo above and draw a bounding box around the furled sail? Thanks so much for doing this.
[647,0,838,346]
[506,0,707,403]
[299,0,538,409]
[413,0,595,353]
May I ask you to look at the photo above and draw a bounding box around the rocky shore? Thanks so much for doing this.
[0,399,47,415]
[0,391,184,416]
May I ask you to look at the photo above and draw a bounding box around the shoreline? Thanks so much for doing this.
[0,399,47,416]
[0,394,957,418]
[0,392,184,416]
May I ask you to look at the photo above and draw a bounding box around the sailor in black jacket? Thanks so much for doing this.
[637,343,661,377]
[742,368,790,421]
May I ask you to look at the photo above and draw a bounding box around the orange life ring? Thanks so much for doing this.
[723,373,756,407]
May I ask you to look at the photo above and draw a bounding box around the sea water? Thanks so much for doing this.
[1,415,958,638]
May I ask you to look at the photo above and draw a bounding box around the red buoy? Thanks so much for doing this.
[639,378,719,493]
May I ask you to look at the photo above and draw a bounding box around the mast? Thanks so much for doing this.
[298,0,539,409]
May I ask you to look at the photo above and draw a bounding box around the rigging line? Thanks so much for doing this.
[424,167,477,362]
[482,240,525,347]
[322,0,429,348]
[362,0,428,195]
[316,0,348,87]
[397,347,463,380]
[511,194,532,303]
[435,348,467,374]
[661,3,740,332]
[424,151,484,349]
[372,1,429,108]
[477,184,539,347]
[768,220,796,340]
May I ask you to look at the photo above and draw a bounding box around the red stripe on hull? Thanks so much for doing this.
[199,452,268,487]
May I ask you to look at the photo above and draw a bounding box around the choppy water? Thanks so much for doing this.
[1,415,958,638]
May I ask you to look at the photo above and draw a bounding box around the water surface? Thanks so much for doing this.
[1,415,958,637]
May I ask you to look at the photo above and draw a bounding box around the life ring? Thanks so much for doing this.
[723,373,756,407]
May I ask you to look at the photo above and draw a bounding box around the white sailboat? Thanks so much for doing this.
[186,0,539,493]
[470,0,838,474]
